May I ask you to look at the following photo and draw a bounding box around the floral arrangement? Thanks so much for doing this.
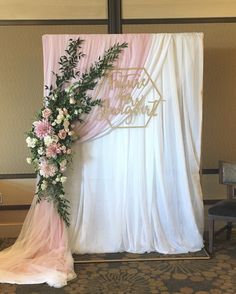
[26,38,127,226]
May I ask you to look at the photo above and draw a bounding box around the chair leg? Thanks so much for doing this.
[208,218,214,254]
[226,222,233,240]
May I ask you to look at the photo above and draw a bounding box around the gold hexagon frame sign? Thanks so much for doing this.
[94,67,165,129]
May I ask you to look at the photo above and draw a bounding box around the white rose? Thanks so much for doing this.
[26,157,32,164]
[37,147,44,155]
[69,97,76,104]
[52,135,59,143]
[60,176,67,183]
[56,114,64,124]
[44,136,53,147]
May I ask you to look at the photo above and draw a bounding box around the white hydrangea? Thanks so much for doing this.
[44,135,54,147]
[26,137,37,148]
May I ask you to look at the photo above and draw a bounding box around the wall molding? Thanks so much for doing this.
[122,17,236,25]
[202,169,219,175]
[0,204,30,211]
[0,19,107,26]
[0,169,218,180]
[0,201,219,211]
[0,173,36,179]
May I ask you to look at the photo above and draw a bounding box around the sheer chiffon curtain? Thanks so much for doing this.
[0,198,75,287]
[0,33,204,288]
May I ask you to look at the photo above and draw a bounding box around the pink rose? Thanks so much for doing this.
[60,166,66,172]
[58,129,67,140]
[67,149,72,155]
[42,108,52,119]
[33,120,52,139]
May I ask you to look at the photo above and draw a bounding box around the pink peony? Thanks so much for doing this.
[42,108,52,119]
[58,129,67,140]
[46,143,61,158]
[34,120,52,139]
[39,161,57,178]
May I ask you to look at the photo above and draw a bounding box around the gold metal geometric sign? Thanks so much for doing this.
[95,67,165,128]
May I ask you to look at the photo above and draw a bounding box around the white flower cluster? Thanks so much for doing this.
[26,137,37,148]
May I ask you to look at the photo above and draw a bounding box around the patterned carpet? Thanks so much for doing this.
[0,235,236,294]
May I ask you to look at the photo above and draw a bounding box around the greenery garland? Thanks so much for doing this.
[26,38,128,226]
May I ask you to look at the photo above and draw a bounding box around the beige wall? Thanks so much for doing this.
[0,0,235,20]
[123,0,236,19]
[0,25,107,174]
[0,178,35,204]
[0,0,107,20]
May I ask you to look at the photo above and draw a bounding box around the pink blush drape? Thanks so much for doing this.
[43,34,152,142]
[0,34,152,288]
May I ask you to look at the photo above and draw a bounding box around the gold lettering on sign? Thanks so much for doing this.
[95,67,165,128]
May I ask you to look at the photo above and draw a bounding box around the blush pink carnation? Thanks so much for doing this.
[34,120,52,139]
[39,161,57,178]
[46,143,61,158]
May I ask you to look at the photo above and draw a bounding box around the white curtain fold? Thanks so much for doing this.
[60,33,204,254]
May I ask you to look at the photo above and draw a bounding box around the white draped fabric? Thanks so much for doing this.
[42,33,204,254]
